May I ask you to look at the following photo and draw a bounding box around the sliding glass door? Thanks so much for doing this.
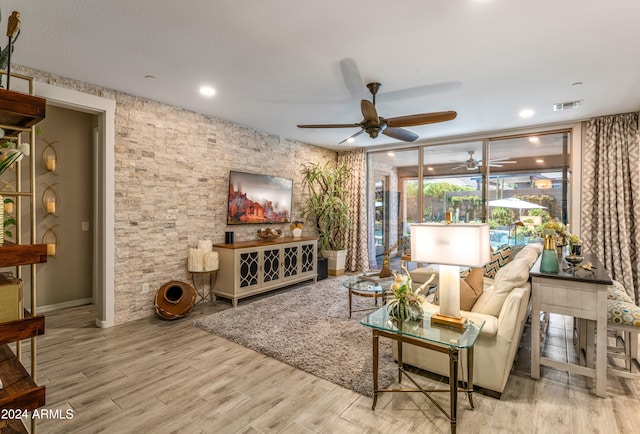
[367,129,571,264]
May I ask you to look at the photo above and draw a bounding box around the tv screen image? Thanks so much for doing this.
[227,171,292,225]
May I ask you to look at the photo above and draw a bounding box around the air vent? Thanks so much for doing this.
[553,100,583,111]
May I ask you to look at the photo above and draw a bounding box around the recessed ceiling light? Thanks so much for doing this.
[144,75,157,80]
[529,136,539,143]
[346,137,356,144]
[387,151,396,157]
[519,109,534,118]
[427,167,434,171]
[200,86,216,97]
[571,81,583,86]
[553,100,583,111]
[536,159,544,163]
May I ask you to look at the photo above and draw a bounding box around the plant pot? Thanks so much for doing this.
[292,227,302,237]
[321,249,347,276]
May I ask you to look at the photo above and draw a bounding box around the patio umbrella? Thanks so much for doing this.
[488,197,546,209]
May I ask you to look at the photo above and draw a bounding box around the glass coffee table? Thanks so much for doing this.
[343,274,395,319]
[361,307,484,434]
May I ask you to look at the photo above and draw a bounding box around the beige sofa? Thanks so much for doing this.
[395,242,543,398]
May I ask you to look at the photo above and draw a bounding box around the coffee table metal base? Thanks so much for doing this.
[348,287,389,319]
[371,329,475,434]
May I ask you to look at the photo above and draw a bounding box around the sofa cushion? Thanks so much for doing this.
[432,267,483,310]
[420,301,498,337]
[483,245,513,278]
[472,257,532,316]
[459,268,484,310]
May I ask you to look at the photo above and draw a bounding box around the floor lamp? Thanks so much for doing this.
[410,223,490,329]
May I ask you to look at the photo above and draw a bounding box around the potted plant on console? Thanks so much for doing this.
[300,161,351,276]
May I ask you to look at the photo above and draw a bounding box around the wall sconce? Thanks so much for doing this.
[42,184,60,215]
[42,140,59,172]
[42,225,59,257]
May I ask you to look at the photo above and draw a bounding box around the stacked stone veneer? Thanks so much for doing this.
[17,66,336,324]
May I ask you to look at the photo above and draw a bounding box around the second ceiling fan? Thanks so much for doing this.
[297,82,457,144]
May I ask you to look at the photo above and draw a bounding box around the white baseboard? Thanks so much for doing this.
[37,298,93,313]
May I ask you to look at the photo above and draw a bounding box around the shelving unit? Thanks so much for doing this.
[0,72,47,433]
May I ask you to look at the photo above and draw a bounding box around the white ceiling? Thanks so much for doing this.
[4,0,640,151]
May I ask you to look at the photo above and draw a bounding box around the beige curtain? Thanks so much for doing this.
[582,112,640,304]
[338,149,369,271]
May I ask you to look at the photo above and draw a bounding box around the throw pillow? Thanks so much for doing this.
[483,245,513,279]
[434,268,484,311]
[472,256,531,316]
[460,268,484,311]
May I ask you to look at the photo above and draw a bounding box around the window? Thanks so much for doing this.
[367,130,571,259]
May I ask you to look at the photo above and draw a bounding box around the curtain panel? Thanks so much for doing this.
[338,149,369,272]
[582,112,640,303]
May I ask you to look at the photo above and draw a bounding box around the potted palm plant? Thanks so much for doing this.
[300,160,351,275]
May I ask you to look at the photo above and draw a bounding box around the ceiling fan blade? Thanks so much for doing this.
[386,111,457,128]
[339,58,365,99]
[380,81,463,101]
[361,100,380,125]
[382,127,418,142]
[297,123,361,128]
[339,129,365,144]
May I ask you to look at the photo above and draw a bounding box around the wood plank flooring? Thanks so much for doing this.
[11,282,640,433]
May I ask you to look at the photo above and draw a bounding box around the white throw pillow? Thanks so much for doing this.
[471,257,532,316]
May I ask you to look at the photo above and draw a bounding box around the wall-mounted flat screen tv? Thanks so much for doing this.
[227,171,292,225]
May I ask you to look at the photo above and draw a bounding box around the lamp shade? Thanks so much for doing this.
[410,223,490,267]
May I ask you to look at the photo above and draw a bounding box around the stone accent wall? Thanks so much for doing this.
[16,66,336,324]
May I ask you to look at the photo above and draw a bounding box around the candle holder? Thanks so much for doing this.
[42,184,60,215]
[41,140,59,173]
[42,225,59,257]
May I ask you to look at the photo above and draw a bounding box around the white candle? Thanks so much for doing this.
[188,248,204,272]
[198,239,212,252]
[46,157,56,171]
[204,251,219,271]
[47,244,56,256]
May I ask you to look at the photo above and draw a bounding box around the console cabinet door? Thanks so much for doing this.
[236,248,260,292]
[300,242,316,275]
[261,247,282,286]
[282,244,299,281]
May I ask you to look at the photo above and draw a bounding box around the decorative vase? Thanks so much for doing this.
[540,229,559,273]
[292,227,302,237]
[379,258,392,278]
[388,299,423,322]
[570,244,582,256]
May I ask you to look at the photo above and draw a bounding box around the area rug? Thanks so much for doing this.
[192,277,397,396]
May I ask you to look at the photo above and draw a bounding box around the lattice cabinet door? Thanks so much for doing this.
[237,249,260,290]
[283,245,299,279]
[300,242,315,274]
[262,247,282,284]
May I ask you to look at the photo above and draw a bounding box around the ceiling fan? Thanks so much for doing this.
[451,151,517,171]
[297,82,457,144]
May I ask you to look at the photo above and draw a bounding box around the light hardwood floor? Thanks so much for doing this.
[16,282,640,433]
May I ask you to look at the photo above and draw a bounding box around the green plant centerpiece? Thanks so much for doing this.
[300,160,351,275]
[387,269,424,322]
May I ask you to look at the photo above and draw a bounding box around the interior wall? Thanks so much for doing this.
[16,65,337,324]
[35,106,96,308]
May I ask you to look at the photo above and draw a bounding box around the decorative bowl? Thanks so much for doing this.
[565,255,584,265]
[256,228,282,240]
